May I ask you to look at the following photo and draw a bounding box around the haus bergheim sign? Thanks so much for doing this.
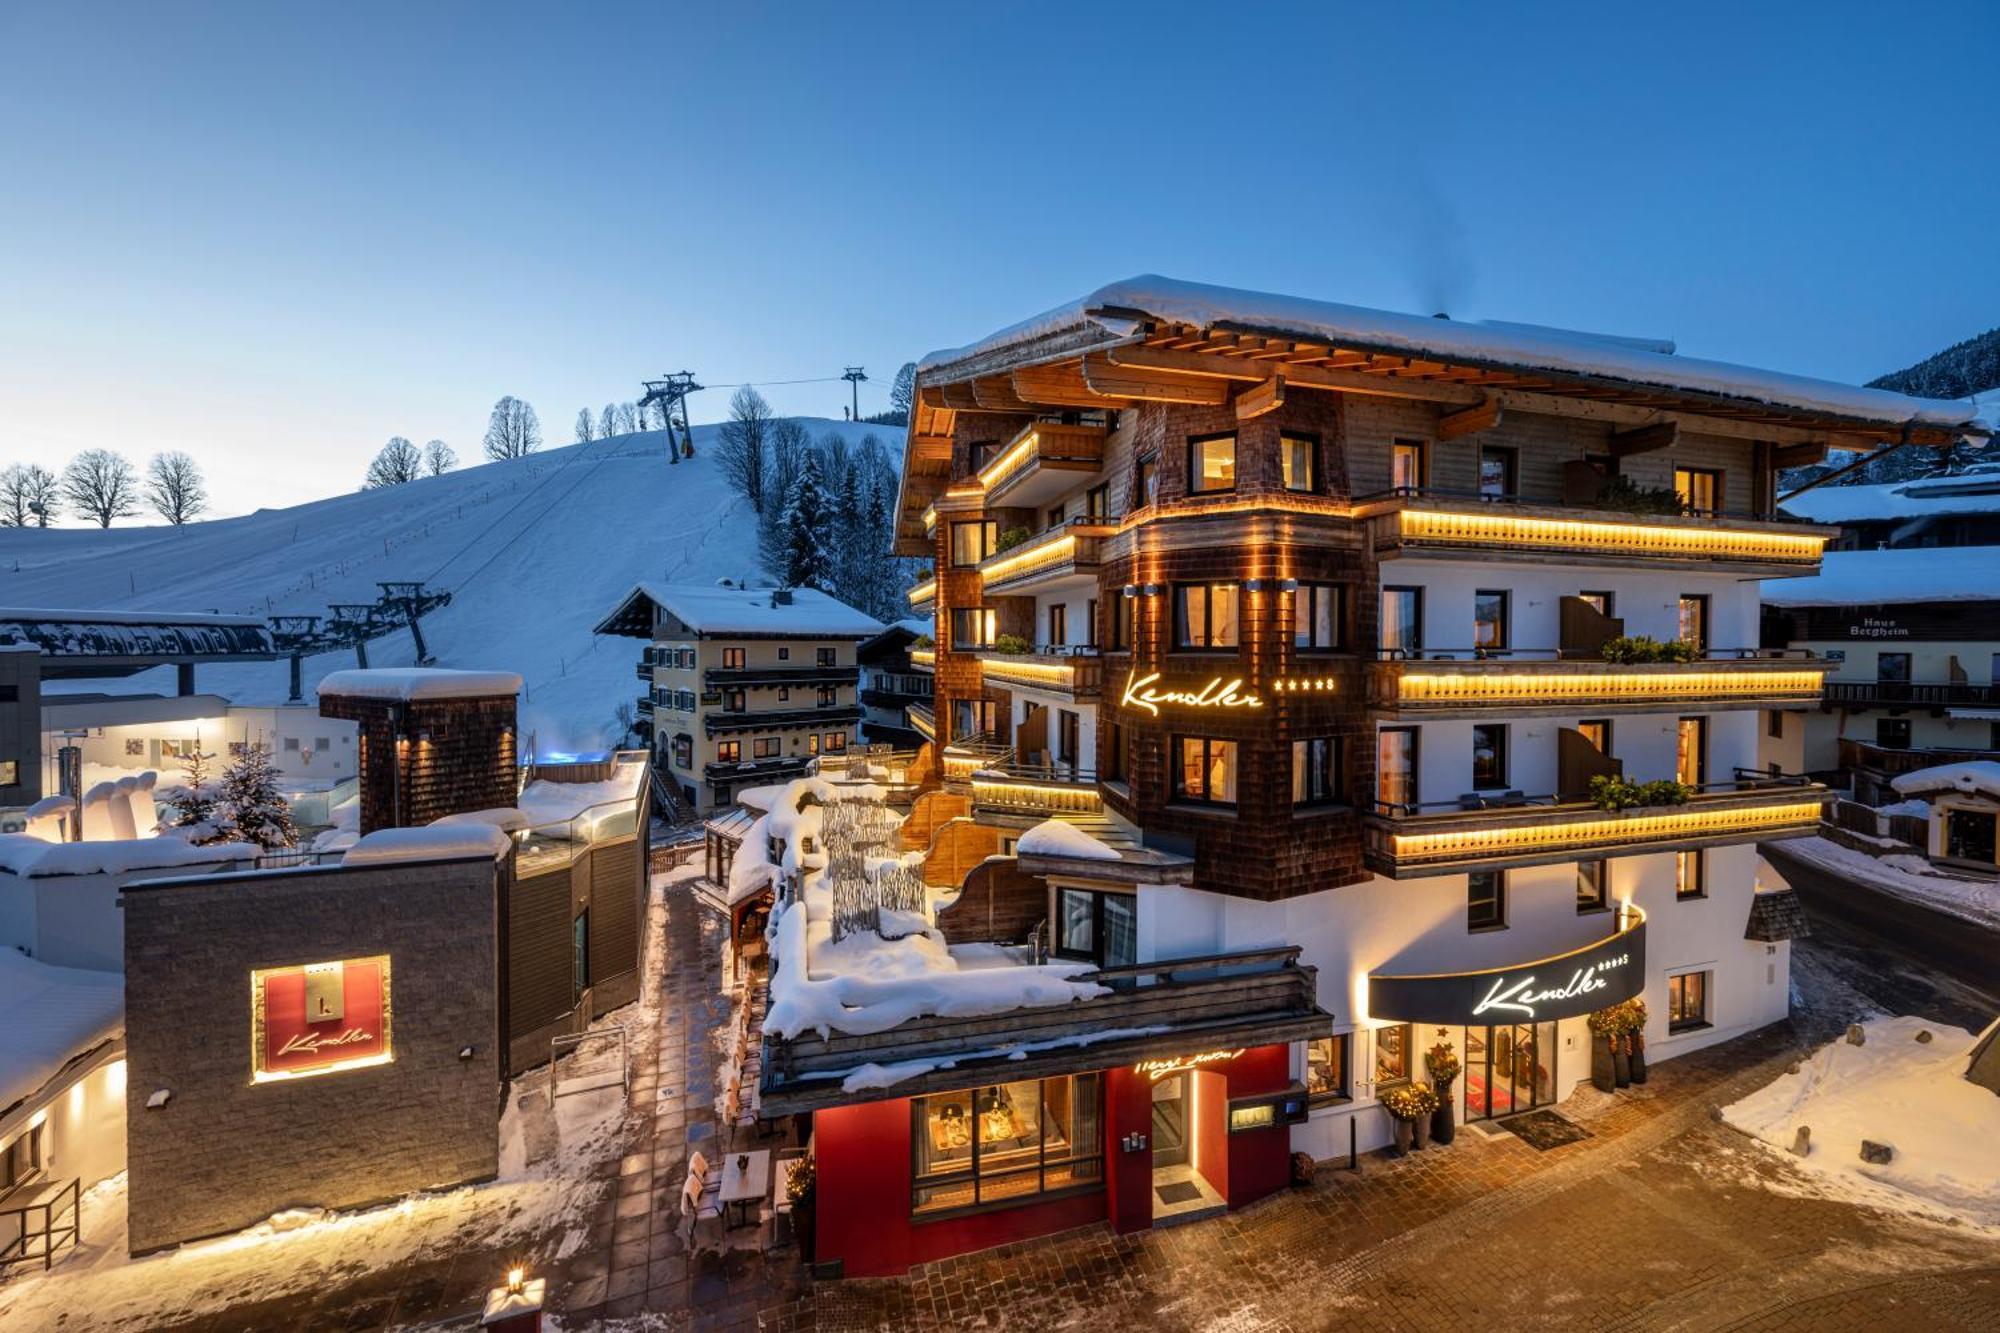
[1367,905,1646,1026]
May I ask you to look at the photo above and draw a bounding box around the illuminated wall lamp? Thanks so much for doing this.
[1121,585,1139,599]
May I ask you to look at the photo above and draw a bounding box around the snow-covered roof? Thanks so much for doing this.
[1760,547,2000,608]
[515,760,645,828]
[0,833,257,879]
[1016,818,1121,861]
[341,824,512,866]
[0,947,123,1117]
[0,607,264,628]
[318,668,523,701]
[1781,468,2000,525]
[919,275,1984,433]
[593,582,884,639]
[1891,761,2000,802]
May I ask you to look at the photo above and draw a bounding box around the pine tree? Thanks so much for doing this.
[159,741,223,842]
[216,741,298,850]
[780,448,833,589]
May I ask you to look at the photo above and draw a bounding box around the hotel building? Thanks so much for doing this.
[756,277,1985,1276]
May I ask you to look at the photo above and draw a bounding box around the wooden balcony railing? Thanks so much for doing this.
[1839,737,2000,776]
[1372,650,1825,715]
[906,702,936,741]
[978,518,1115,595]
[975,421,1108,501]
[975,649,1104,697]
[1824,681,2000,710]
[970,761,1102,819]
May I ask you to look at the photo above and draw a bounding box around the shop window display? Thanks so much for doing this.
[912,1075,1103,1215]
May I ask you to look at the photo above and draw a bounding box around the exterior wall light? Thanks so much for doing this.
[1242,579,1268,592]
[1140,583,1163,598]
[1279,578,1300,592]
[1121,585,1139,599]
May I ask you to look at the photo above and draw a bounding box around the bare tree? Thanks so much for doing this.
[62,449,140,527]
[888,361,917,424]
[575,407,595,443]
[423,438,457,476]
[20,465,58,527]
[620,401,640,435]
[601,402,620,439]
[482,396,542,461]
[145,450,208,525]
[363,436,423,488]
[716,386,774,513]
[0,464,58,527]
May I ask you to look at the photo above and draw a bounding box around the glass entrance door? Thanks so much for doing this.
[1463,1022,1557,1121]
[1150,1072,1190,1167]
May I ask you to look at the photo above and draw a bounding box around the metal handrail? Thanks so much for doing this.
[0,1176,79,1273]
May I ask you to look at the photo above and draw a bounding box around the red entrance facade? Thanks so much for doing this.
[810,1045,1294,1277]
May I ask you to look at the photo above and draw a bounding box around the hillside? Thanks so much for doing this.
[1869,326,2000,400]
[0,418,897,753]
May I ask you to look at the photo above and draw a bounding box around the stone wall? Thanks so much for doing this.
[123,856,500,1254]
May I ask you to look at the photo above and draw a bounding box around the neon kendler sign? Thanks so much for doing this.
[1120,670,1264,718]
[1471,952,1632,1019]
[1367,906,1647,1026]
[1134,1048,1244,1081]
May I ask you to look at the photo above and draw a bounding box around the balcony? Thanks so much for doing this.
[910,648,936,672]
[704,704,864,736]
[976,421,1108,509]
[1370,649,1826,719]
[636,695,654,717]
[1356,490,1832,574]
[702,664,858,688]
[759,946,1330,1115]
[907,578,936,612]
[703,753,816,783]
[1839,737,2000,778]
[906,702,936,742]
[942,733,1011,784]
[969,760,1103,822]
[975,647,1104,697]
[1824,680,2000,710]
[635,660,655,683]
[1363,773,1828,878]
[978,518,1115,596]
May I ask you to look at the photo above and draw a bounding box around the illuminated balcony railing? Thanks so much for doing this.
[909,648,936,671]
[1357,492,1831,572]
[970,761,1102,820]
[976,422,1107,505]
[978,519,1113,595]
[975,648,1103,697]
[906,579,936,611]
[1372,650,1826,716]
[1363,774,1827,878]
[906,703,936,741]
[942,734,1011,783]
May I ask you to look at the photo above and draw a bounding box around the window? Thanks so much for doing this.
[1876,651,1911,683]
[1478,446,1516,498]
[807,733,820,755]
[1377,727,1419,811]
[1084,598,1098,648]
[778,647,790,660]
[1293,583,1345,650]
[1085,483,1110,518]
[1875,716,1911,750]
[1678,594,1709,652]
[1174,736,1238,805]
[124,739,145,757]
[951,520,997,567]
[1174,583,1239,649]
[753,737,781,759]
[671,735,693,769]
[1305,1034,1350,1103]
[817,685,837,707]
[1766,709,1784,740]
[1667,972,1709,1033]
[1374,1024,1412,1087]
[1472,724,1508,789]
[282,736,300,751]
[1382,586,1424,656]
[723,689,747,713]
[1677,716,1706,785]
[1134,453,1159,508]
[1047,603,1068,646]
[1280,433,1316,493]
[1576,860,1608,912]
[1057,710,1080,767]
[679,647,697,669]
[951,607,996,650]
[777,687,790,702]
[1577,590,1614,616]
[1674,467,1721,515]
[0,760,18,786]
[1053,887,1136,968]
[716,740,741,763]
[817,647,837,667]
[722,647,746,669]
[1576,719,1611,753]
[1467,870,1507,929]
[1676,849,1706,899]
[1189,434,1236,494]
[2,1123,44,1194]
[1109,595,1132,651]
[824,732,847,752]
[1391,439,1427,492]
[1045,503,1067,531]
[1292,737,1346,806]
[679,689,697,711]
[1102,721,1126,783]
[911,1075,1104,1215]
[572,910,591,1000]
[952,698,996,739]
[1945,808,1997,863]
[1474,590,1510,653]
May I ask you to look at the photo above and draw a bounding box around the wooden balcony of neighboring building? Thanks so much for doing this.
[1370,647,1826,719]
[1362,772,1828,878]
[905,702,936,742]
[758,947,1331,1115]
[702,665,859,688]
[636,695,654,717]
[1823,680,2000,711]
[1355,489,1833,575]
[635,660,655,683]
[976,421,1109,509]
[703,753,816,783]
[978,518,1116,597]
[974,647,1104,698]
[703,704,864,736]
[1838,737,2000,779]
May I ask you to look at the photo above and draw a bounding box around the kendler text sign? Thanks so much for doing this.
[1367,908,1646,1026]
[1119,670,1264,718]
[251,955,394,1082]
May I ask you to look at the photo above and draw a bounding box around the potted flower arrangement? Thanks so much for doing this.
[1424,1037,1461,1146]
[1381,1083,1439,1153]
[786,1155,817,1263]
[1622,997,1650,1084]
[1586,1007,1622,1092]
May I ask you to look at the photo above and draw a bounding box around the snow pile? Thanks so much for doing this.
[0,833,258,878]
[725,813,775,906]
[317,667,523,701]
[1872,798,1932,819]
[515,762,645,828]
[341,824,511,866]
[1778,836,2000,931]
[1017,818,1121,861]
[1725,1016,2000,1231]
[0,947,124,1114]
[1891,761,2000,801]
[430,806,531,834]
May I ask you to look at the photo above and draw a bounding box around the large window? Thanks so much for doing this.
[1391,439,1427,492]
[1474,590,1510,653]
[817,647,836,667]
[1677,715,1707,785]
[1281,433,1317,493]
[1678,594,1709,652]
[1576,860,1608,912]
[1293,583,1345,650]
[816,685,837,707]
[716,740,741,763]
[1674,467,1721,515]
[1876,717,1912,749]
[1174,736,1238,805]
[1667,972,1709,1033]
[1876,651,1912,683]
[952,698,996,739]
[2,1123,44,1194]
[1472,723,1508,789]
[753,737,780,759]
[1134,453,1160,509]
[951,520,997,567]
[1305,1034,1350,1103]
[1174,583,1239,649]
[1374,1024,1412,1087]
[1467,870,1507,930]
[1478,446,1516,499]
[912,1075,1104,1216]
[1053,887,1136,968]
[1189,434,1236,494]
[722,647,746,669]
[1047,603,1068,646]
[1085,482,1110,518]
[1382,586,1423,656]
[952,607,996,650]
[1378,727,1419,811]
[1292,737,1346,806]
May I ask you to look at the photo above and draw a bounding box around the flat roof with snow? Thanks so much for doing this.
[593,583,884,640]
[0,947,123,1118]
[1760,546,2000,608]
[317,667,524,701]
[0,607,276,675]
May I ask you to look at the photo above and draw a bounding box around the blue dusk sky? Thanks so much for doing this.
[2,2,1995,517]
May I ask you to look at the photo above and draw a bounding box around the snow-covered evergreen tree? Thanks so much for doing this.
[158,740,224,843]
[215,742,298,850]
[780,447,833,590]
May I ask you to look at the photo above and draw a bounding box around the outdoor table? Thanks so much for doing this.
[719,1149,771,1229]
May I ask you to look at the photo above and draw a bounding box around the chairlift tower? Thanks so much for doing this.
[842,366,868,422]
[640,371,702,464]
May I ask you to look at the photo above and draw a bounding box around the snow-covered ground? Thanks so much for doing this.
[1725,1016,2000,1232]
[1779,835,2000,932]
[0,419,896,752]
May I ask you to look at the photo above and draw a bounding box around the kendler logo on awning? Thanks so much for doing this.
[251,955,394,1082]
[1472,951,1632,1020]
[1367,907,1647,1027]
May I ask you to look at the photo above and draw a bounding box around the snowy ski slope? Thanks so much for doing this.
[0,419,897,752]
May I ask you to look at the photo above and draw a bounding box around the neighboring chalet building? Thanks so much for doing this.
[857,620,933,748]
[1762,463,2000,802]
[758,276,1986,1276]
[594,583,884,812]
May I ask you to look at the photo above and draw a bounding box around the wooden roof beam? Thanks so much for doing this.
[1233,374,1285,422]
[1438,399,1504,441]
[1080,352,1228,405]
[1609,421,1679,457]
